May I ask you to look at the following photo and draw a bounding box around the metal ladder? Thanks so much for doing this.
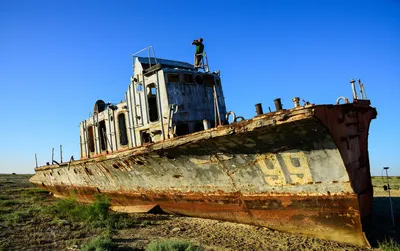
[194,52,210,73]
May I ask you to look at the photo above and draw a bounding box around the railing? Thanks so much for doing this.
[194,52,210,73]
[132,46,158,70]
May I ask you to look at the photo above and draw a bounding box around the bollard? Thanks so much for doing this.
[255,103,264,115]
[292,97,300,108]
[274,98,283,111]
[203,119,210,130]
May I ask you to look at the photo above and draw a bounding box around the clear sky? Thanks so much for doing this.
[0,0,399,176]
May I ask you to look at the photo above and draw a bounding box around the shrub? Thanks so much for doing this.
[42,194,136,230]
[80,232,118,251]
[378,238,400,251]
[146,239,203,251]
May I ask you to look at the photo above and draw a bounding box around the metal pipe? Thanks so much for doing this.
[214,96,217,127]
[148,48,151,67]
[213,84,222,126]
[274,98,283,111]
[167,105,172,138]
[60,144,63,163]
[102,127,112,152]
[167,104,177,138]
[358,79,364,99]
[126,91,134,147]
[155,73,165,140]
[112,108,118,151]
[137,84,144,126]
[51,148,54,164]
[142,75,149,124]
[132,46,157,65]
[133,75,139,126]
[255,103,263,115]
[203,119,210,130]
[106,107,114,152]
[151,46,158,64]
[128,84,137,146]
[129,79,138,146]
[358,79,367,99]
[350,79,358,100]
[96,112,101,152]
[35,154,38,168]
[79,136,83,158]
[84,120,90,158]
[93,114,98,155]
[336,96,349,105]
[384,167,395,226]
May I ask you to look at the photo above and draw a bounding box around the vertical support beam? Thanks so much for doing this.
[93,114,99,155]
[126,88,135,147]
[106,107,114,152]
[112,108,118,151]
[84,120,90,158]
[142,75,149,124]
[137,84,144,126]
[213,84,222,126]
[156,72,165,140]
[129,80,138,146]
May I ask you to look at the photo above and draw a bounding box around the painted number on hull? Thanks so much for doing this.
[256,152,312,185]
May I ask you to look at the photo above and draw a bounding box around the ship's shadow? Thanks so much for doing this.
[365,196,400,247]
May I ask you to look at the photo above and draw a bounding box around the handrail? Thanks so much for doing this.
[132,46,158,70]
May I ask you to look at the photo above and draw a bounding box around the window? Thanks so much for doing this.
[194,75,203,85]
[88,126,95,153]
[118,113,128,146]
[98,120,107,151]
[203,74,214,86]
[137,83,143,92]
[167,73,180,83]
[183,74,193,84]
[147,84,159,122]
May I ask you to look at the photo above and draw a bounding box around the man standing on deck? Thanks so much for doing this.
[191,38,204,68]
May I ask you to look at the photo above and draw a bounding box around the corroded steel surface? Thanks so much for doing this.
[30,103,376,247]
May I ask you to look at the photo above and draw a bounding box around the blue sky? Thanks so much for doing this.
[0,0,399,176]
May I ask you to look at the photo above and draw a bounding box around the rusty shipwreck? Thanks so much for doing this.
[30,47,377,247]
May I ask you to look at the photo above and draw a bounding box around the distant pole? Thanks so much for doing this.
[60,145,63,163]
[52,148,54,165]
[35,154,38,168]
[384,167,395,227]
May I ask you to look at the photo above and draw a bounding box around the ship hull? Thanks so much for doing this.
[30,103,377,247]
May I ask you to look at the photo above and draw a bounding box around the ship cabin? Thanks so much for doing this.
[79,56,227,158]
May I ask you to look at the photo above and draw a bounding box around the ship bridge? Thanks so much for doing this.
[79,48,227,158]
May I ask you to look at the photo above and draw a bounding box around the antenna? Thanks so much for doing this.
[383,167,395,226]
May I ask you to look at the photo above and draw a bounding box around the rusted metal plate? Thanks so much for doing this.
[38,183,367,246]
[30,103,376,247]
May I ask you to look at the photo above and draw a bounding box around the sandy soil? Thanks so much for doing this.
[0,174,399,251]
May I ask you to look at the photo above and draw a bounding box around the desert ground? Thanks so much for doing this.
[0,174,399,251]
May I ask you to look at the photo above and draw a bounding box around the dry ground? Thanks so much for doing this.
[0,174,399,251]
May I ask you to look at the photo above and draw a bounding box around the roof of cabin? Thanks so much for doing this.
[136,56,194,70]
